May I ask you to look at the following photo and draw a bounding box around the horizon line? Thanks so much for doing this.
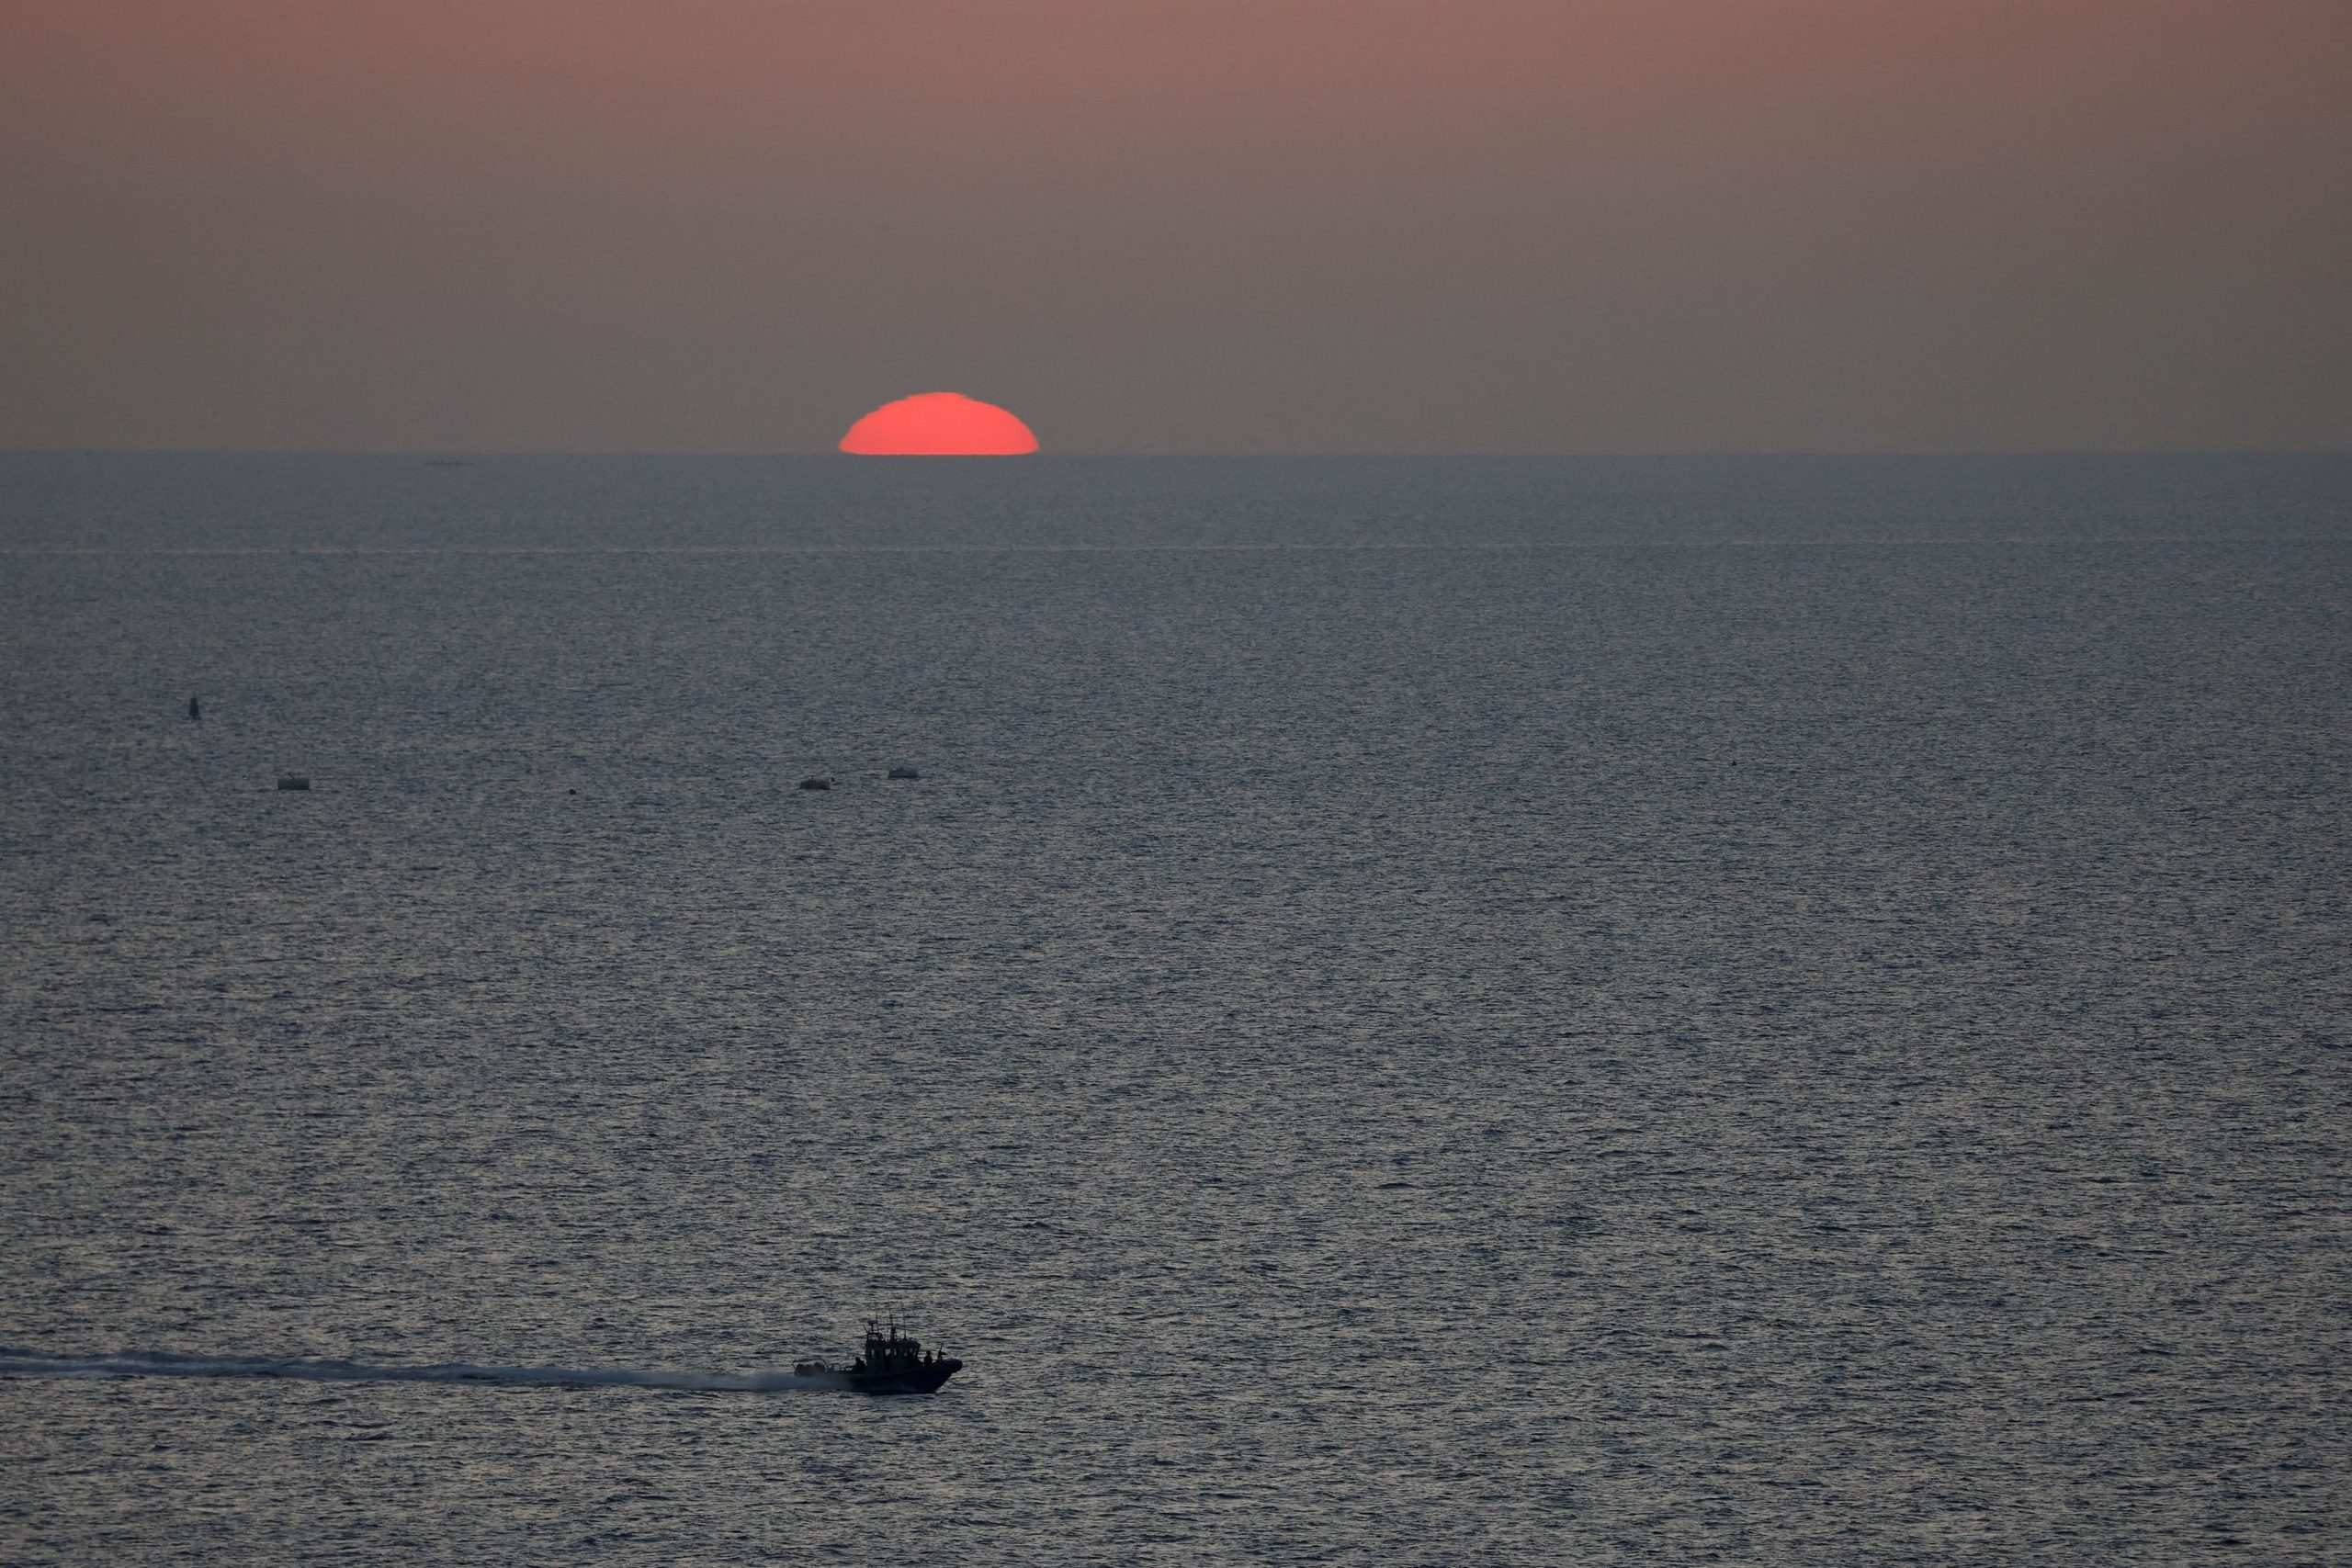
[3,446,2347,461]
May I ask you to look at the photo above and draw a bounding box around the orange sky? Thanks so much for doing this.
[2,0,2346,451]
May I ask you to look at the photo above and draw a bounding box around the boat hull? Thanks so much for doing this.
[796,1358,962,1395]
[845,1358,960,1395]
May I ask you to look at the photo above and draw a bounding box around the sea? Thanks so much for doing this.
[1,453,2346,1565]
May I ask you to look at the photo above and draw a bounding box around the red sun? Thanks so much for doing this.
[839,391,1039,455]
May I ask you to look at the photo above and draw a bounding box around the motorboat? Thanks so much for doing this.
[794,1318,960,1394]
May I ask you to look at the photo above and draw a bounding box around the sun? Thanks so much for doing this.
[839,392,1039,455]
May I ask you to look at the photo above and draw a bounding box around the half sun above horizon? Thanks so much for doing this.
[839,392,1039,455]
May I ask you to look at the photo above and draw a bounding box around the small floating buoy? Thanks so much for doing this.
[798,776,831,791]
[887,767,922,781]
[277,776,311,791]
[187,696,200,721]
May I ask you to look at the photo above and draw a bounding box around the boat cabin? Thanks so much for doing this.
[853,1317,943,1372]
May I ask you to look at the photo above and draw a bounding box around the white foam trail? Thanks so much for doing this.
[0,1348,833,1393]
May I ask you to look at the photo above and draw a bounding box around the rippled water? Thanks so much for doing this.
[3,455,2346,1565]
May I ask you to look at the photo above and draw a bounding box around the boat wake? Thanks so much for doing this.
[0,1347,827,1393]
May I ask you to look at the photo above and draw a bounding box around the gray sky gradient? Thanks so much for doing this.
[2,0,2346,453]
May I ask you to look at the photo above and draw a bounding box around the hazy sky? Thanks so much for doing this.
[3,0,2346,453]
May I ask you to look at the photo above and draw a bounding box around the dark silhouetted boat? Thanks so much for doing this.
[794,1317,961,1394]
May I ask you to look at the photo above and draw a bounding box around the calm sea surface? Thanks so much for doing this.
[2,455,2346,1565]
